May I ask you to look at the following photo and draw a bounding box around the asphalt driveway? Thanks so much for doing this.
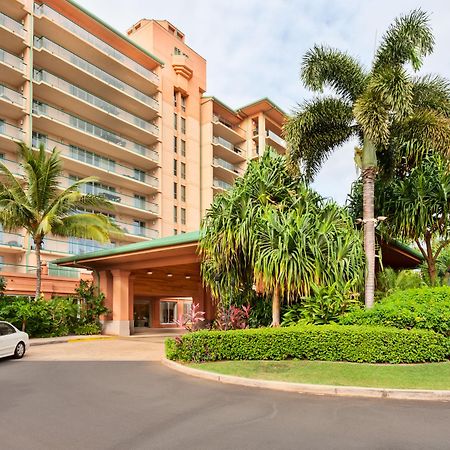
[0,338,449,450]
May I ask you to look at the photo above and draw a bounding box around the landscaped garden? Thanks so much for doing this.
[166,9,450,387]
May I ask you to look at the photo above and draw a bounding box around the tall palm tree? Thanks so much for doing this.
[284,9,450,307]
[0,143,121,299]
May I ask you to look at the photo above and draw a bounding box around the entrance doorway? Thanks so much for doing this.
[134,302,151,328]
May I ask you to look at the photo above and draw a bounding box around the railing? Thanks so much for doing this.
[0,231,24,248]
[212,136,244,155]
[213,178,232,190]
[0,84,25,107]
[213,157,243,174]
[0,12,25,37]
[266,130,286,148]
[33,36,159,109]
[115,221,159,239]
[213,114,244,134]
[0,48,25,72]
[34,3,159,84]
[33,102,158,159]
[32,136,158,187]
[0,121,25,141]
[0,154,22,177]
[59,176,159,215]
[34,70,158,134]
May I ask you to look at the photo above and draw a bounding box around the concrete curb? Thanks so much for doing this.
[30,335,116,346]
[162,358,450,402]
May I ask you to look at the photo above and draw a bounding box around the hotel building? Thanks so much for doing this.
[0,0,286,299]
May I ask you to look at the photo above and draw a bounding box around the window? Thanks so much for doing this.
[180,139,186,156]
[181,95,186,112]
[173,206,178,223]
[134,194,146,209]
[160,301,178,324]
[173,113,177,130]
[181,185,186,202]
[173,90,177,107]
[69,144,115,172]
[181,208,186,225]
[0,322,15,336]
[173,229,178,235]
[173,182,177,199]
[133,220,145,236]
[181,162,186,179]
[173,159,177,176]
[32,131,47,147]
[183,301,192,316]
[181,117,186,134]
[173,136,177,153]
[134,169,145,182]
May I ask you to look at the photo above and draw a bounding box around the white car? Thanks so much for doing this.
[0,321,29,359]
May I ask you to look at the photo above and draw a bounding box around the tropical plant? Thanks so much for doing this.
[214,304,251,331]
[0,276,6,297]
[200,148,364,326]
[0,143,121,299]
[376,267,426,298]
[175,302,206,332]
[284,9,450,307]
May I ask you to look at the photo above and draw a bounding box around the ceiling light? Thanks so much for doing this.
[185,275,191,279]
[167,273,173,277]
[147,271,153,275]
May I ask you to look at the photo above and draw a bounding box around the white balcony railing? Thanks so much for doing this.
[0,120,24,141]
[213,178,232,190]
[0,48,25,72]
[266,130,286,148]
[212,136,244,155]
[0,84,25,107]
[0,12,25,37]
[213,157,243,175]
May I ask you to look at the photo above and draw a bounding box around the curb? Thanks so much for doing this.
[30,335,115,346]
[162,358,450,402]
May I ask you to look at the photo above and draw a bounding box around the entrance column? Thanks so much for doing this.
[98,270,113,333]
[110,269,132,336]
[129,274,136,335]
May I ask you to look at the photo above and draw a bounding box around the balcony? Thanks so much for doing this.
[212,114,245,145]
[59,176,159,219]
[33,37,159,120]
[212,157,243,184]
[0,12,25,54]
[114,220,159,241]
[266,129,286,153]
[212,177,233,192]
[33,70,159,143]
[0,154,22,177]
[0,84,25,120]
[33,4,159,93]
[0,48,25,87]
[32,136,159,192]
[32,102,159,168]
[212,136,246,163]
[0,231,24,253]
[0,120,24,152]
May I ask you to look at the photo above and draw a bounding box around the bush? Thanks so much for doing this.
[166,325,450,363]
[73,323,102,335]
[340,287,450,335]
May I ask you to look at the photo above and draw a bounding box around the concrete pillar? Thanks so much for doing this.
[129,274,135,335]
[98,270,113,321]
[258,113,266,157]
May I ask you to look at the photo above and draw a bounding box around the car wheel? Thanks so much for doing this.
[13,342,26,359]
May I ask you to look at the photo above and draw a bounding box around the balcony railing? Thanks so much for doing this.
[0,12,25,37]
[212,114,244,134]
[32,136,158,187]
[213,178,232,190]
[213,157,243,175]
[0,120,25,141]
[0,84,25,107]
[34,70,158,134]
[0,262,80,278]
[59,176,159,215]
[34,3,159,84]
[0,48,25,72]
[115,220,159,239]
[0,231,24,248]
[33,36,159,109]
[33,102,159,160]
[212,136,244,155]
[266,130,286,147]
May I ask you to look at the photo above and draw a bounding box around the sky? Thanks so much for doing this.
[77,0,450,204]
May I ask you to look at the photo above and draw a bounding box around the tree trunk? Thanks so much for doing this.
[362,166,376,309]
[425,234,437,285]
[271,286,280,327]
[35,238,42,300]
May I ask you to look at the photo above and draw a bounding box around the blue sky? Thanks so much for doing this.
[78,0,450,204]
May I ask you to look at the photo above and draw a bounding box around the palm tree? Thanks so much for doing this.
[284,9,450,307]
[0,143,121,299]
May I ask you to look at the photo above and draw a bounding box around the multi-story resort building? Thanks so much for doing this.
[0,0,286,304]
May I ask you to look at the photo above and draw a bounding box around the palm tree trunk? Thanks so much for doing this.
[35,239,42,300]
[424,234,437,285]
[362,166,376,309]
[271,286,280,327]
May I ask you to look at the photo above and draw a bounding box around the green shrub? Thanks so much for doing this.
[376,268,426,299]
[166,325,450,363]
[340,287,450,335]
[73,323,102,335]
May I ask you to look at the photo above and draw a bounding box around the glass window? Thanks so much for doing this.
[183,301,192,316]
[134,194,146,209]
[181,185,186,202]
[173,90,177,107]
[173,136,177,153]
[173,159,177,176]
[173,182,177,199]
[180,139,186,156]
[173,229,178,235]
[181,95,186,112]
[160,301,178,324]
[181,208,186,225]
[133,220,145,236]
[173,206,177,223]
[181,117,186,134]
[32,131,47,147]
[134,168,145,182]
[181,162,186,179]
[0,322,15,335]
[173,113,177,130]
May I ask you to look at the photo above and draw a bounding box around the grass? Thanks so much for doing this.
[189,360,450,390]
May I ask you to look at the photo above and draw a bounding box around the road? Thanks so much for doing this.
[0,338,449,450]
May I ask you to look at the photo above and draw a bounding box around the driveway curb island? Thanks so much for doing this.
[162,358,450,402]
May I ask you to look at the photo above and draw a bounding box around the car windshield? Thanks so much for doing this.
[0,322,15,335]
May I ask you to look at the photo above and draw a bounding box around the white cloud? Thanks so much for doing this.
[77,0,450,204]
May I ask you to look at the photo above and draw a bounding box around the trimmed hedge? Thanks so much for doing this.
[166,325,450,363]
[340,287,450,336]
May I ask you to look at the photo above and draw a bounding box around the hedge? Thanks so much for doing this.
[166,325,450,363]
[340,287,450,336]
